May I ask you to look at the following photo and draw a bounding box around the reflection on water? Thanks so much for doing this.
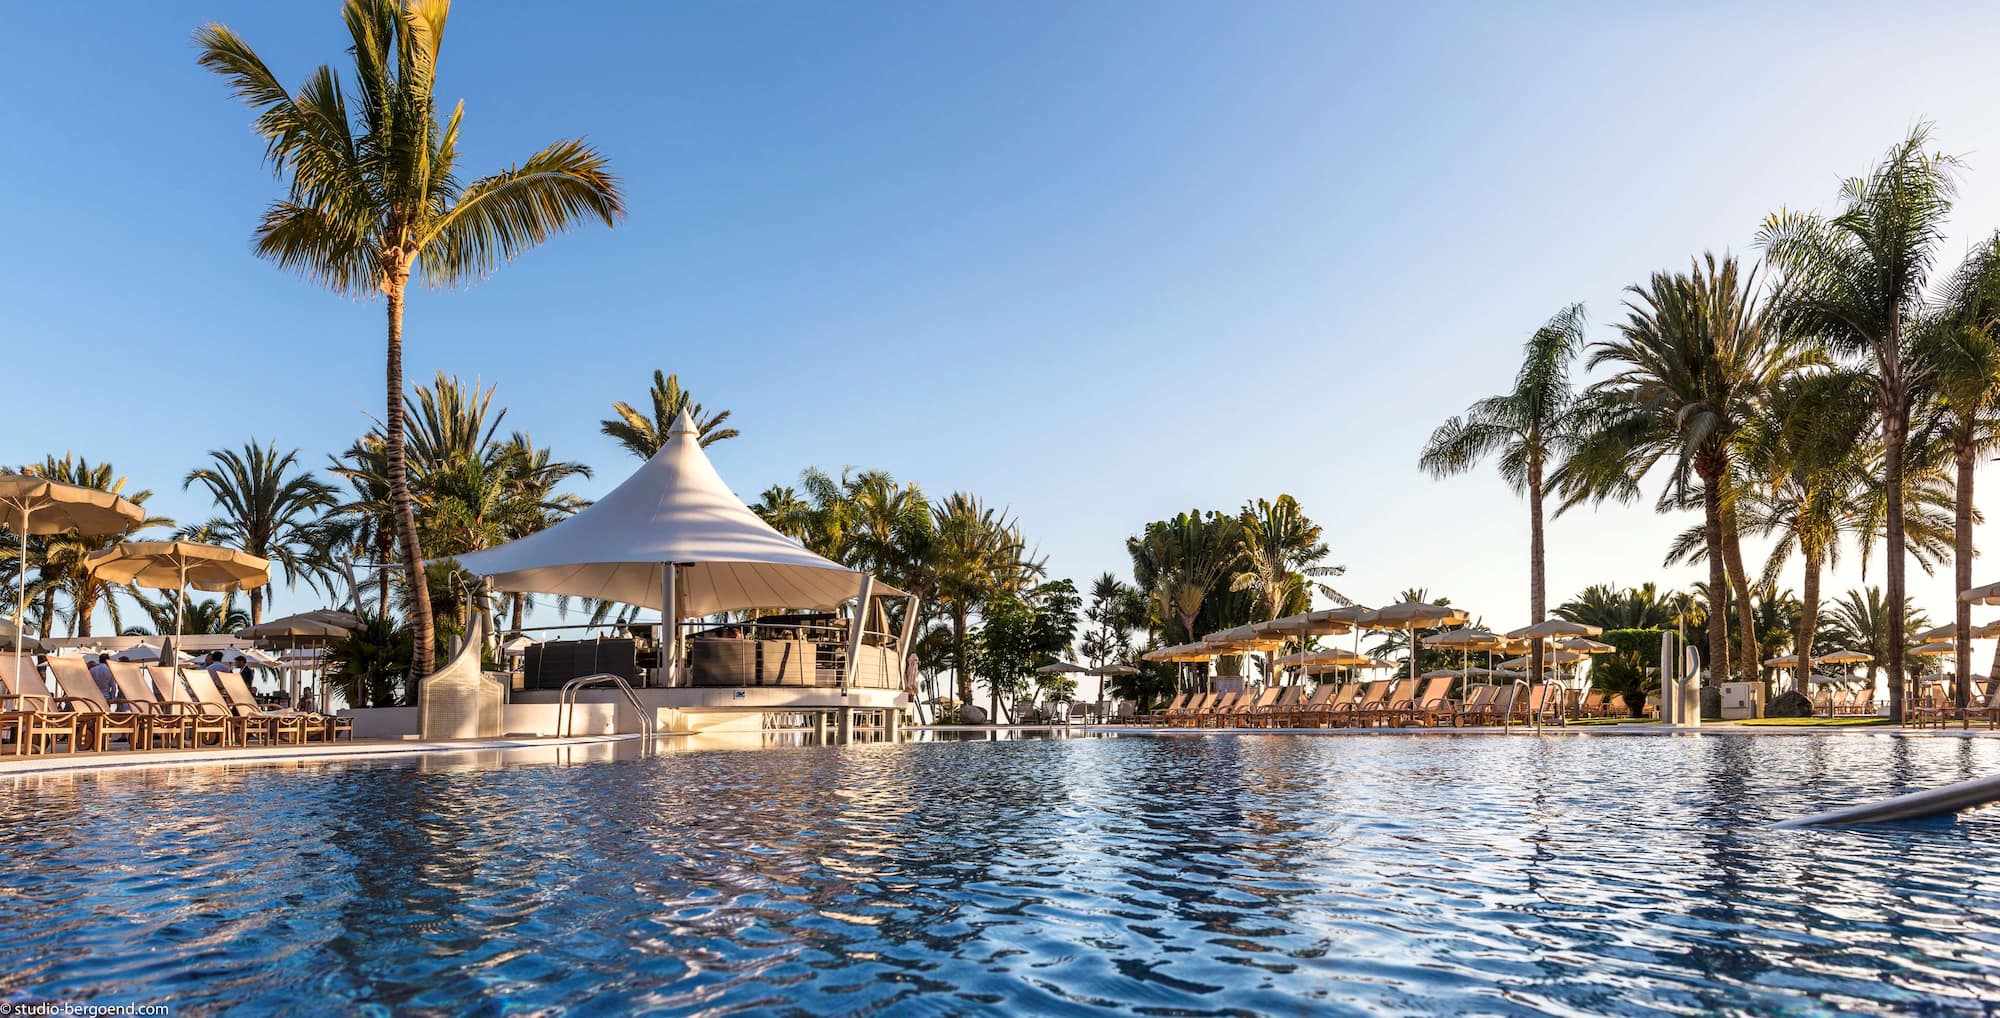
[2,734,1998,1016]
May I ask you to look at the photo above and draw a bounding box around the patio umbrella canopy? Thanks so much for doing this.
[1814,649,1873,665]
[1363,600,1469,686]
[237,609,361,642]
[84,541,271,664]
[0,473,145,679]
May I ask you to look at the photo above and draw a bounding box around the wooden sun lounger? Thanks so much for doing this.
[1328,680,1392,727]
[1453,684,1499,725]
[1138,692,1189,726]
[1233,686,1283,728]
[212,668,312,744]
[1464,683,1521,726]
[106,662,192,749]
[0,656,80,754]
[1274,683,1339,727]
[1250,685,1305,728]
[1196,691,1243,727]
[176,668,254,747]
[1393,676,1458,727]
[45,656,148,752]
[1297,683,1364,727]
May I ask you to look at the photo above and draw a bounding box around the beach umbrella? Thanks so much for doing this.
[0,618,45,653]
[1506,620,1602,722]
[1255,609,1362,684]
[1961,580,2000,604]
[1763,654,1800,668]
[236,609,360,642]
[1499,651,1585,668]
[84,541,270,666]
[1814,648,1873,665]
[1913,624,1960,643]
[502,634,536,655]
[0,473,144,683]
[1423,628,1508,700]
[1035,661,1088,674]
[1362,601,1469,688]
[1559,637,1616,654]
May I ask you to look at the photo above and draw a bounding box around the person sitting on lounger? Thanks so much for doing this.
[299,686,318,713]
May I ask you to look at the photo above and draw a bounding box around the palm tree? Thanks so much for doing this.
[184,441,339,625]
[124,589,250,637]
[198,0,625,677]
[930,493,1040,710]
[1758,125,1959,721]
[601,371,739,456]
[327,436,397,616]
[1819,586,1930,694]
[1913,233,2000,704]
[1553,582,1683,631]
[1563,254,1806,688]
[1230,495,1344,620]
[1421,304,1589,679]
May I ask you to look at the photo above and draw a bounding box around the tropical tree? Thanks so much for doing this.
[183,441,340,625]
[1553,582,1684,631]
[1230,495,1344,620]
[1758,125,1959,721]
[601,370,739,457]
[1912,232,2000,704]
[326,437,398,616]
[1819,586,1931,693]
[199,0,625,677]
[124,590,250,637]
[930,493,1041,707]
[971,578,1080,720]
[1421,304,1589,679]
[1562,254,1806,687]
[1127,511,1242,644]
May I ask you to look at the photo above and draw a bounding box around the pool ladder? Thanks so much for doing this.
[556,673,657,748]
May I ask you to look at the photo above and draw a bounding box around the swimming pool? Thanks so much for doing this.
[3,732,1997,1015]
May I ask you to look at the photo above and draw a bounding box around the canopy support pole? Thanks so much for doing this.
[659,563,680,687]
[845,575,876,693]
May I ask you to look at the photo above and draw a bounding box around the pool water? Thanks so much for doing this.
[3,732,1998,1016]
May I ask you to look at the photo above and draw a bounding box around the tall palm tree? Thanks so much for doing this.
[198,0,625,677]
[601,371,739,457]
[1819,586,1930,693]
[1421,304,1589,679]
[1735,371,1876,694]
[1758,125,1959,721]
[184,441,340,625]
[930,493,1040,709]
[1562,254,1807,688]
[1913,233,2000,704]
[1230,495,1344,620]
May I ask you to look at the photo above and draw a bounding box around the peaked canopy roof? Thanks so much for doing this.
[455,410,899,617]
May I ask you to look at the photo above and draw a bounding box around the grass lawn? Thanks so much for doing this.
[1564,717,1659,726]
[1731,716,1893,727]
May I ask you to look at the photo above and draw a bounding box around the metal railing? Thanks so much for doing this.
[556,672,656,746]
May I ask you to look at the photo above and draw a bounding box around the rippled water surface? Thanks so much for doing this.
[4,732,2000,1016]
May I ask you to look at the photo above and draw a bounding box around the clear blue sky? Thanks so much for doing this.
[6,1,2000,633]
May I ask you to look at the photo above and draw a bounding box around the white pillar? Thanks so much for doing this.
[845,575,875,691]
[659,563,680,686]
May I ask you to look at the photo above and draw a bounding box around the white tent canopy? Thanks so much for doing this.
[454,410,901,616]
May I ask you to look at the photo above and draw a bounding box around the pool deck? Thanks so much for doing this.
[2,721,1995,776]
[0,733,649,777]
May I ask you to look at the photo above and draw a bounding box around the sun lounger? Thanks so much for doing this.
[1296,683,1364,727]
[212,668,314,743]
[1250,685,1306,727]
[176,668,255,746]
[0,656,79,754]
[1239,685,1288,728]
[106,662,192,749]
[45,656,148,752]
[1274,683,1340,727]
[1393,676,1458,727]
[1197,691,1243,727]
[1329,680,1392,727]
[1138,692,1189,726]
[1453,684,1499,725]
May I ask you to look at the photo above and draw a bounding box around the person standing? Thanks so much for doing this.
[88,654,118,703]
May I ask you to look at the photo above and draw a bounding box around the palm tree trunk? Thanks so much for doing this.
[250,586,264,627]
[1884,391,1909,724]
[952,608,972,707]
[1528,459,1546,683]
[510,592,525,635]
[384,273,437,678]
[1699,461,1729,701]
[1719,511,1759,686]
[1795,552,1819,698]
[38,587,55,640]
[377,528,394,618]
[1954,430,1975,709]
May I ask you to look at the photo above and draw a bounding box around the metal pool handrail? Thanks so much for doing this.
[557,672,656,745]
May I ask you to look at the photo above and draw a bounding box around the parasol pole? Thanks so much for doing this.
[13,503,29,684]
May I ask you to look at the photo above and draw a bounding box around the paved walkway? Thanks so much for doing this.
[0,733,650,777]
